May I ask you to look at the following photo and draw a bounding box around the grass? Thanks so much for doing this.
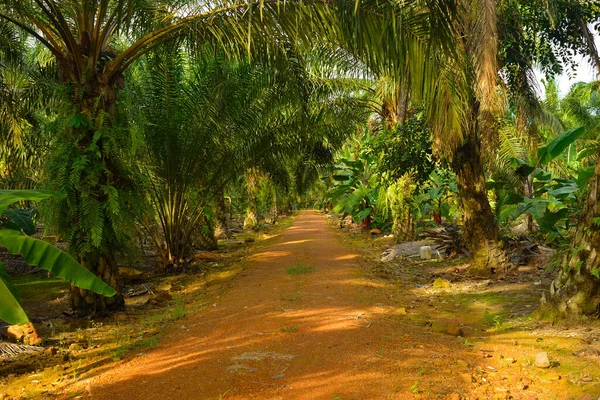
[280,325,298,333]
[12,274,69,302]
[285,262,316,275]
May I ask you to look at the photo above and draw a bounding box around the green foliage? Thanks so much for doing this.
[492,126,587,240]
[372,112,434,184]
[328,131,380,227]
[280,325,297,333]
[536,127,585,166]
[416,170,459,225]
[47,107,136,262]
[285,262,315,275]
[0,190,115,325]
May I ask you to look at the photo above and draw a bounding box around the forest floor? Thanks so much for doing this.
[2,210,600,399]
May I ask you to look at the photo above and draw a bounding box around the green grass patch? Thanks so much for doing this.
[285,262,316,275]
[12,274,69,302]
[280,325,297,333]
[481,309,510,331]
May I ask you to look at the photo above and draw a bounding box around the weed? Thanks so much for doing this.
[280,292,301,301]
[72,359,82,380]
[285,262,315,275]
[140,337,160,347]
[481,309,508,331]
[409,381,419,394]
[65,391,85,399]
[172,298,186,320]
[280,326,298,333]
[112,346,128,361]
[76,327,84,342]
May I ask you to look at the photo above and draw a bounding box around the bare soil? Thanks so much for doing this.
[3,210,600,399]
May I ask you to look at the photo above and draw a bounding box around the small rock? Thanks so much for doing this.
[68,343,81,351]
[146,291,172,305]
[271,374,285,380]
[156,282,172,292]
[6,323,42,345]
[431,319,464,336]
[370,229,382,235]
[534,352,550,368]
[433,278,451,289]
[118,267,144,282]
[420,246,432,260]
[180,325,186,329]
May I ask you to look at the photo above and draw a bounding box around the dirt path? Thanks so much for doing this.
[84,211,480,399]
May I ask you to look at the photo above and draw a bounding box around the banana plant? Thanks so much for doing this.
[328,135,380,230]
[491,127,588,238]
[0,190,116,325]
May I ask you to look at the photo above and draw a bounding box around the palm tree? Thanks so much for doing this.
[0,23,59,189]
[0,0,349,314]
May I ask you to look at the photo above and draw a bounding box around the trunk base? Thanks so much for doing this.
[392,217,415,243]
[548,268,600,317]
[70,288,125,317]
[467,241,512,277]
[214,221,231,239]
[244,211,258,231]
[70,254,124,317]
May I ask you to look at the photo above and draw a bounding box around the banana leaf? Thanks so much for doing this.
[0,190,57,215]
[537,127,584,166]
[0,261,28,325]
[0,230,116,297]
[3,209,35,235]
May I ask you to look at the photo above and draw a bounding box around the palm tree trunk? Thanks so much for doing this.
[214,188,231,239]
[70,252,124,316]
[55,79,125,316]
[393,215,414,242]
[244,168,259,230]
[265,189,278,224]
[452,105,507,275]
[549,160,600,317]
[391,175,415,242]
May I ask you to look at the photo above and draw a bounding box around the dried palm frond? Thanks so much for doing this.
[0,341,43,359]
[422,224,469,257]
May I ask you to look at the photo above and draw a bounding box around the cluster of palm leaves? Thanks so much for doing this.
[124,42,366,270]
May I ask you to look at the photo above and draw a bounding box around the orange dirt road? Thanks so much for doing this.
[85,211,477,399]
